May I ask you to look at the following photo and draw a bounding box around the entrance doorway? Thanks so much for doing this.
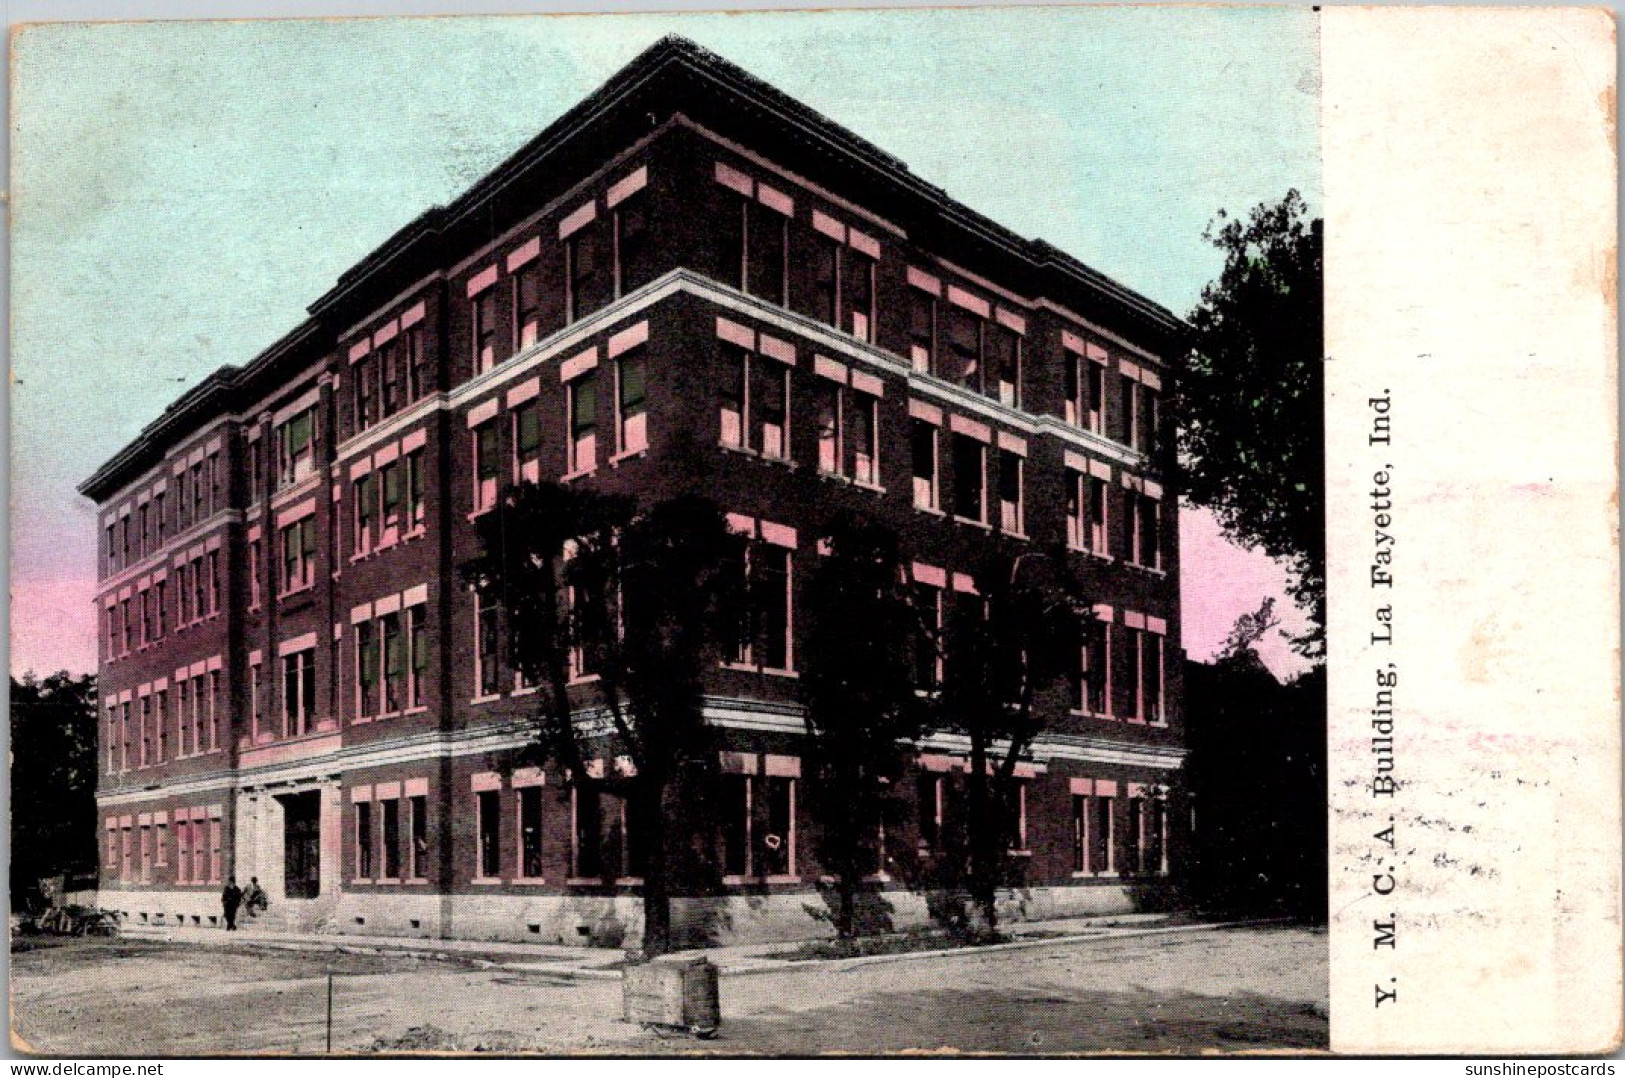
[279,791,322,899]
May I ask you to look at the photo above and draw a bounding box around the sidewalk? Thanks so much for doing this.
[117,911,1266,979]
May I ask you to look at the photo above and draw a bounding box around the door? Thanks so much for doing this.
[280,791,322,900]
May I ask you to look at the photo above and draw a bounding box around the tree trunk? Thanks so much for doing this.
[639,785,672,957]
[966,727,999,938]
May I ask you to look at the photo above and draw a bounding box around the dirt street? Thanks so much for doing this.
[11,925,1327,1055]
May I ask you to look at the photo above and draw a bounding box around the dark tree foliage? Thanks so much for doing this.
[1177,611,1327,921]
[463,482,743,956]
[931,547,1090,936]
[1181,190,1325,658]
[11,672,100,907]
[800,514,926,940]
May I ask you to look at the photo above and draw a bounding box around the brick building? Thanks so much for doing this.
[79,37,1186,945]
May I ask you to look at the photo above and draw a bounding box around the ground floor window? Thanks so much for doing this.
[477,790,501,880]
[519,786,544,879]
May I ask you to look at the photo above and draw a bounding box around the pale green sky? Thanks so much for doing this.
[10,8,1321,675]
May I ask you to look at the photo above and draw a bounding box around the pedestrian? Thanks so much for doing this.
[243,876,268,919]
[221,877,243,931]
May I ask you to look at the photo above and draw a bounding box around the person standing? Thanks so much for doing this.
[221,877,243,931]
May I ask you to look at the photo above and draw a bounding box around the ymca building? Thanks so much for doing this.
[80,37,1187,945]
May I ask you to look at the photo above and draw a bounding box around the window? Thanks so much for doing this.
[137,505,149,560]
[755,358,789,460]
[615,194,651,296]
[997,451,1024,535]
[208,671,220,752]
[917,772,944,849]
[615,350,647,456]
[1079,618,1110,716]
[477,789,501,879]
[406,450,425,529]
[382,612,406,713]
[1005,781,1029,852]
[154,580,167,639]
[912,579,943,691]
[816,380,841,475]
[476,594,501,698]
[848,392,878,487]
[513,402,542,483]
[190,463,205,522]
[154,493,166,546]
[908,290,935,374]
[1136,384,1160,456]
[406,326,429,402]
[809,234,838,326]
[951,434,986,524]
[1089,359,1106,434]
[356,801,374,879]
[155,690,167,763]
[381,798,401,880]
[946,308,981,391]
[567,376,597,475]
[567,226,608,322]
[746,200,787,304]
[282,647,316,737]
[208,551,220,614]
[106,523,117,575]
[1090,477,1110,556]
[1126,796,1144,875]
[570,788,602,879]
[120,599,132,654]
[354,473,375,554]
[191,556,207,622]
[719,348,746,450]
[910,422,939,511]
[1073,790,1116,875]
[249,439,264,502]
[727,529,794,674]
[989,327,1019,406]
[380,461,403,542]
[1066,470,1086,550]
[139,696,152,767]
[514,263,543,350]
[519,786,544,879]
[177,680,192,755]
[356,620,377,718]
[473,288,498,375]
[408,795,428,880]
[409,605,428,709]
[845,251,875,343]
[356,355,376,430]
[1135,493,1161,568]
[379,341,402,417]
[277,407,316,488]
[1130,627,1165,724]
[249,662,262,742]
[246,538,260,611]
[473,422,499,513]
[280,517,316,593]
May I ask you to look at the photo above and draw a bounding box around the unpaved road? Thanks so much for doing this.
[11,925,1326,1055]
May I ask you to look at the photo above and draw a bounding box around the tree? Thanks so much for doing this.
[1181,190,1325,658]
[463,483,742,956]
[11,672,100,907]
[932,548,1090,936]
[799,514,926,940]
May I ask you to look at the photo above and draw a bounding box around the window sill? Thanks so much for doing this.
[721,662,798,679]
[561,468,597,484]
[999,529,1030,542]
[1068,708,1116,721]
[511,877,548,886]
[853,480,886,496]
[405,877,430,886]
[913,502,945,516]
[609,447,648,467]
[568,673,601,687]
[512,685,538,697]
[470,694,503,706]
[466,507,496,523]
[722,874,801,886]
[1071,870,1121,880]
[951,516,992,531]
[1126,563,1168,578]
[278,585,316,603]
[472,877,504,886]
[1008,848,1033,858]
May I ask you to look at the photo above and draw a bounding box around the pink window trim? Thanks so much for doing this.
[348,339,372,363]
[759,521,797,549]
[994,307,1027,335]
[466,265,499,299]
[851,370,885,398]
[908,399,943,425]
[756,183,794,216]
[373,320,399,348]
[276,499,317,528]
[506,236,541,274]
[725,512,756,536]
[714,161,754,197]
[948,414,991,443]
[946,285,991,319]
[813,355,849,384]
[465,398,500,430]
[607,166,649,208]
[848,229,881,260]
[996,431,1027,456]
[401,301,427,329]
[911,562,946,589]
[559,200,597,240]
[811,209,846,243]
[716,317,756,350]
[559,347,598,383]
[951,572,978,595]
[1064,449,1089,473]
[608,320,649,359]
[758,335,796,366]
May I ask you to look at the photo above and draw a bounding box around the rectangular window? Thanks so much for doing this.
[951,434,986,524]
[809,235,838,326]
[408,795,428,880]
[998,451,1024,535]
[1139,495,1161,569]
[519,786,544,879]
[190,463,205,522]
[572,788,603,879]
[356,801,374,879]
[1066,470,1086,549]
[567,227,608,322]
[755,358,788,461]
[406,326,428,402]
[280,517,317,593]
[477,595,501,698]
[248,540,262,607]
[1126,796,1144,875]
[513,403,542,483]
[381,798,401,880]
[1090,477,1110,556]
[249,663,261,742]
[946,308,981,391]
[746,201,786,304]
[138,696,152,767]
[760,776,795,877]
[755,544,792,672]
[473,422,499,513]
[816,380,841,475]
[1136,384,1160,456]
[917,772,944,849]
[382,612,405,714]
[356,620,377,718]
[155,690,167,763]
[380,461,403,541]
[722,773,750,876]
[908,290,935,374]
[282,648,316,737]
[409,605,428,709]
[1121,374,1137,447]
[615,193,651,297]
[379,340,402,417]
[1083,620,1110,715]
[911,421,938,511]
[356,355,376,430]
[1145,633,1164,724]
[407,450,425,529]
[208,551,220,614]
[514,263,542,350]
[1089,361,1106,434]
[1064,355,1082,426]
[192,557,207,622]
[845,252,875,343]
[616,350,648,455]
[568,376,597,474]
[989,328,1019,406]
[1072,795,1088,873]
[719,347,746,450]
[106,524,117,575]
[478,789,501,879]
[849,392,878,487]
[208,671,220,751]
[912,581,942,690]
[278,408,316,488]
[473,288,498,375]
[354,476,377,557]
